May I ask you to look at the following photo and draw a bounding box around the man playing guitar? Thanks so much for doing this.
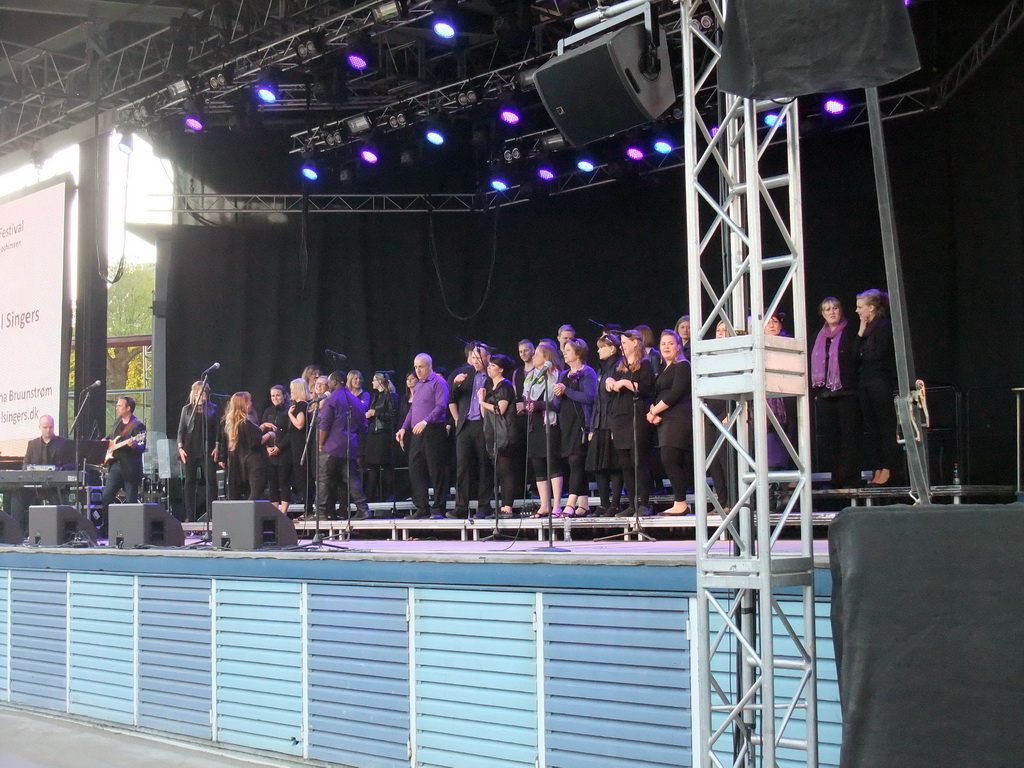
[98,395,147,537]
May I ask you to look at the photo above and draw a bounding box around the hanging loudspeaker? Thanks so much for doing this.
[534,22,675,148]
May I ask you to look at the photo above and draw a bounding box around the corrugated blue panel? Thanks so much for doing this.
[544,594,690,768]
[0,569,8,701]
[214,580,302,755]
[307,584,410,768]
[138,576,213,739]
[414,589,537,768]
[9,569,67,710]
[68,573,136,725]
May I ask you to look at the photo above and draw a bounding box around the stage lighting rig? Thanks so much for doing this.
[208,65,235,90]
[255,69,282,104]
[116,127,134,155]
[183,97,205,131]
[372,0,405,23]
[295,31,328,62]
[346,32,376,71]
[345,113,374,135]
[300,151,320,180]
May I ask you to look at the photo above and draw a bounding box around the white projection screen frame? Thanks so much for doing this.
[0,175,73,459]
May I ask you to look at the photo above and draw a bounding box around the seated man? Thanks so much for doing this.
[9,415,73,528]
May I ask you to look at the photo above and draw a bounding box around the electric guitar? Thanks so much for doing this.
[103,431,146,465]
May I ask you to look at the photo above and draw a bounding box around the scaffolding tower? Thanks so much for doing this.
[681,1,818,766]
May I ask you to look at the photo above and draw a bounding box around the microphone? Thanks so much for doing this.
[84,380,102,390]
[325,349,348,360]
[309,393,330,404]
[538,360,553,373]
[375,369,395,374]
[202,362,220,375]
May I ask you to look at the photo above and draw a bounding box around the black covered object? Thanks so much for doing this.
[108,503,185,548]
[0,509,24,544]
[719,0,919,99]
[829,504,1024,768]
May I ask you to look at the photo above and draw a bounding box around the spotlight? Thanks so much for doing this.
[625,145,644,161]
[255,70,281,104]
[300,153,319,181]
[116,128,134,155]
[295,31,327,62]
[456,89,478,107]
[344,113,374,135]
[653,138,673,154]
[823,98,846,115]
[535,155,555,181]
[387,112,408,129]
[709,125,720,138]
[502,146,522,162]
[576,157,596,173]
[434,19,456,38]
[346,32,374,71]
[516,68,539,91]
[359,142,380,164]
[183,97,205,131]
[539,132,566,151]
[424,121,446,145]
[208,65,235,90]
[763,112,784,127]
[490,176,509,192]
[324,128,344,146]
[431,0,459,39]
[498,101,521,126]
[372,0,405,23]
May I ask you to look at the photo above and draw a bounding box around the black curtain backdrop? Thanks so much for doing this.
[165,40,1024,481]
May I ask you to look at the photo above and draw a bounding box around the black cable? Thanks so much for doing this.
[427,204,500,321]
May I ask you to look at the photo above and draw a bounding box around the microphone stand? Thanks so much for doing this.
[597,368,655,543]
[68,385,95,520]
[481,384,513,543]
[532,369,567,552]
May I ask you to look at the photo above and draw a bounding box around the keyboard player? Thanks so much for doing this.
[8,415,73,528]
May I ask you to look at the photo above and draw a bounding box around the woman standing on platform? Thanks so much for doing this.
[478,354,519,517]
[523,342,564,518]
[555,338,597,516]
[606,329,656,516]
[676,315,692,362]
[856,288,900,486]
[225,391,274,500]
[765,312,798,470]
[347,370,371,409]
[648,330,693,516]
[176,381,219,522]
[811,297,862,488]
[260,385,294,514]
[288,378,311,516]
[364,372,398,502]
[587,332,624,516]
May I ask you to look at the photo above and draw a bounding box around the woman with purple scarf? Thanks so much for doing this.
[811,297,862,488]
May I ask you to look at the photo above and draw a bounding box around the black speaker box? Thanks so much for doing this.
[108,503,185,548]
[28,504,97,546]
[534,22,675,148]
[0,510,25,545]
[212,500,297,550]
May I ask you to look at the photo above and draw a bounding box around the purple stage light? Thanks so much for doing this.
[184,115,204,131]
[360,148,380,164]
[537,167,555,181]
[499,108,521,125]
[625,146,644,161]
[710,125,719,138]
[347,53,369,70]
[824,98,846,115]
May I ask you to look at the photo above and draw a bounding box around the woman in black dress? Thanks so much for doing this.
[555,338,597,516]
[364,372,398,503]
[287,378,311,517]
[811,297,861,488]
[587,332,624,515]
[522,342,563,517]
[478,354,518,516]
[647,330,693,515]
[606,329,655,516]
[176,380,218,522]
[225,391,274,500]
[260,384,294,515]
[856,288,900,485]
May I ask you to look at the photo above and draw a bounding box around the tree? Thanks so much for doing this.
[106,263,155,389]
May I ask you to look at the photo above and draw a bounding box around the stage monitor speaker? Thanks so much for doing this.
[0,510,25,545]
[719,0,919,99]
[108,503,185,548]
[830,504,1024,768]
[212,500,297,550]
[534,22,674,148]
[28,504,97,546]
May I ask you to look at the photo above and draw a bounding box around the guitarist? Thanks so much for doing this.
[98,395,147,536]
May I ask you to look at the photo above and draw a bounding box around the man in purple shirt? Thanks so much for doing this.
[396,353,450,519]
[448,343,493,519]
[318,371,371,520]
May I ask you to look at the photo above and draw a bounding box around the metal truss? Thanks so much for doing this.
[681,1,817,767]
[164,191,488,213]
